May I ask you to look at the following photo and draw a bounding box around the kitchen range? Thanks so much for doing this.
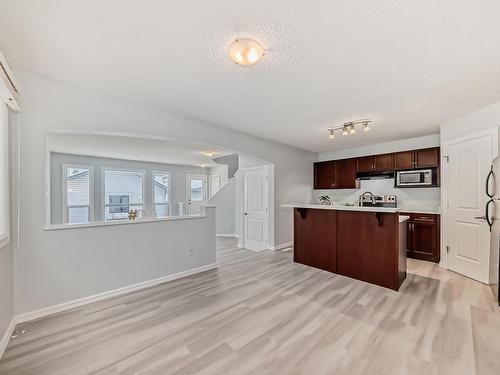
[284,147,442,291]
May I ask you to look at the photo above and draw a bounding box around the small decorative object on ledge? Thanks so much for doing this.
[128,209,138,221]
[318,195,331,205]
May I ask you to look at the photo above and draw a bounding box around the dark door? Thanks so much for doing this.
[415,147,439,168]
[335,159,358,189]
[373,153,394,172]
[294,208,337,272]
[395,151,415,170]
[357,156,374,173]
[314,161,335,189]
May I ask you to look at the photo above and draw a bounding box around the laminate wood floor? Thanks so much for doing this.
[1,238,499,374]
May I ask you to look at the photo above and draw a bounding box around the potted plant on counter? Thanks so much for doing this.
[318,195,331,205]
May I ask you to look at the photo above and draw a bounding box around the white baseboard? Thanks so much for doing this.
[0,316,17,359]
[16,263,217,324]
[216,234,238,238]
[270,241,293,251]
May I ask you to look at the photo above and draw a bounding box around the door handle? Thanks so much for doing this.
[475,215,486,220]
[486,167,494,198]
[244,213,248,216]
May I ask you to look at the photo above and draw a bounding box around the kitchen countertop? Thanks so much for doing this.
[282,203,400,213]
[399,208,441,215]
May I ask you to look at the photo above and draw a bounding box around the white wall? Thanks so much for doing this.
[0,109,19,355]
[441,101,500,141]
[14,70,314,314]
[50,152,208,223]
[318,134,440,161]
[314,180,441,212]
[208,177,236,236]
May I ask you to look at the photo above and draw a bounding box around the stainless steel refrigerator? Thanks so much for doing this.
[488,158,500,305]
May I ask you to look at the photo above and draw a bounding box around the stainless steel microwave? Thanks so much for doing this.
[396,169,433,186]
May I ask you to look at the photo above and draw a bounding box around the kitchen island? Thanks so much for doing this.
[282,204,408,291]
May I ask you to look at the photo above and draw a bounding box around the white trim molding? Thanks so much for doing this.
[216,234,238,238]
[15,263,217,324]
[0,316,17,359]
[270,241,293,251]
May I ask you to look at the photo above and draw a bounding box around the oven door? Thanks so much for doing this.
[396,170,432,186]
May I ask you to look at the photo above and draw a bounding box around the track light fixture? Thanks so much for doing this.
[328,119,372,140]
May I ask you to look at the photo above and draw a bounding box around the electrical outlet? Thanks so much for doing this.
[189,248,193,256]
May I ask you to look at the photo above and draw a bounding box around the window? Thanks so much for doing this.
[104,169,144,220]
[63,165,93,224]
[0,103,8,245]
[153,171,170,217]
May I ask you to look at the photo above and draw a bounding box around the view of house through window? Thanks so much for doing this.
[104,169,144,220]
[64,166,92,224]
[153,172,170,217]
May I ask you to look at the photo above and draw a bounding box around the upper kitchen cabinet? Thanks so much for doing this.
[394,151,415,170]
[374,153,394,171]
[357,156,374,173]
[314,161,335,189]
[314,159,358,189]
[415,147,440,168]
[335,158,359,189]
[395,147,439,170]
[357,153,394,173]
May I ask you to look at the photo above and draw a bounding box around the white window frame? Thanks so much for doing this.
[62,163,94,224]
[102,167,146,221]
[0,102,9,248]
[152,170,171,218]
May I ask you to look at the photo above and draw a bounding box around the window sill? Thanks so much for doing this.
[42,214,208,231]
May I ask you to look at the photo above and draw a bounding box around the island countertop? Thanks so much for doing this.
[282,203,400,213]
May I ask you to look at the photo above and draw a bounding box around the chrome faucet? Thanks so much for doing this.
[359,191,376,206]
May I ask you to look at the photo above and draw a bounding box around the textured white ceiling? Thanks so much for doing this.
[1,0,500,152]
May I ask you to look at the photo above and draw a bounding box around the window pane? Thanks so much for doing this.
[154,173,169,204]
[68,206,89,224]
[105,205,143,221]
[155,204,169,218]
[190,179,204,202]
[66,168,90,206]
[105,170,143,205]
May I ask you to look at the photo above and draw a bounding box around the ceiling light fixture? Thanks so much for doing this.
[328,119,372,141]
[201,152,216,157]
[228,38,265,66]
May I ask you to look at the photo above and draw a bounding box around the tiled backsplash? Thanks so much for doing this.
[314,179,440,211]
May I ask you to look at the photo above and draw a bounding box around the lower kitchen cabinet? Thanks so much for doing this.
[294,208,337,272]
[402,212,440,263]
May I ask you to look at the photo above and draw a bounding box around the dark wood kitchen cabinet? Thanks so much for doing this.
[401,212,440,263]
[415,148,440,168]
[314,161,335,189]
[357,153,394,173]
[294,208,337,272]
[334,158,358,189]
[395,147,439,170]
[314,159,358,189]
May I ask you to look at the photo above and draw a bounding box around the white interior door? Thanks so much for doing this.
[243,167,268,251]
[446,134,492,283]
[186,174,207,215]
[209,174,220,199]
